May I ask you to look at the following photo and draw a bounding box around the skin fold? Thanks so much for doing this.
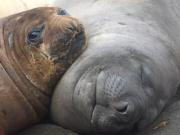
[50,0,180,134]
[0,7,86,134]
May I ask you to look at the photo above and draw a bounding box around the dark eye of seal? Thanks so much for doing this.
[27,24,45,46]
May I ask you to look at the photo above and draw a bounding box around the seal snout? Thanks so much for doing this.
[90,68,144,133]
[42,13,86,65]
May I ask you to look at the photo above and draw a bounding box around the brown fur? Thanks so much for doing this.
[0,7,86,134]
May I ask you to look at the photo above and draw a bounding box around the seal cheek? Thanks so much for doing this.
[73,70,97,121]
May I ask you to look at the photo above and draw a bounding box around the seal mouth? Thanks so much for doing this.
[90,102,140,134]
[91,105,136,134]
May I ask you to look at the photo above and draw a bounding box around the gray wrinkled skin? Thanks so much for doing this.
[51,0,180,134]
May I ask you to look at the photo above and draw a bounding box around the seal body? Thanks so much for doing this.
[0,7,86,134]
[51,0,180,134]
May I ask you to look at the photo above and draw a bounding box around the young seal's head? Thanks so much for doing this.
[2,7,86,93]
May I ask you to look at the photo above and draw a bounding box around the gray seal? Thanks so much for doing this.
[51,0,180,134]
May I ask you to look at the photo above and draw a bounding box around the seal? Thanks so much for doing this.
[51,0,180,134]
[0,7,86,134]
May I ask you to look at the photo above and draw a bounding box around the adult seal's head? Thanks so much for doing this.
[1,7,86,93]
[0,7,86,134]
[51,0,180,134]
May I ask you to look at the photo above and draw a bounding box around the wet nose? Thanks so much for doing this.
[113,101,129,114]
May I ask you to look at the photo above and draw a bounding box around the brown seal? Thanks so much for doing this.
[0,7,86,134]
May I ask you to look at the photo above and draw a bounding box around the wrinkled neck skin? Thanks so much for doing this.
[0,7,87,134]
[0,17,51,121]
[0,11,83,112]
[51,0,180,134]
[1,10,63,95]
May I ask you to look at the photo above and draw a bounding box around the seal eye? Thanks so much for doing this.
[28,31,41,42]
[27,24,45,46]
